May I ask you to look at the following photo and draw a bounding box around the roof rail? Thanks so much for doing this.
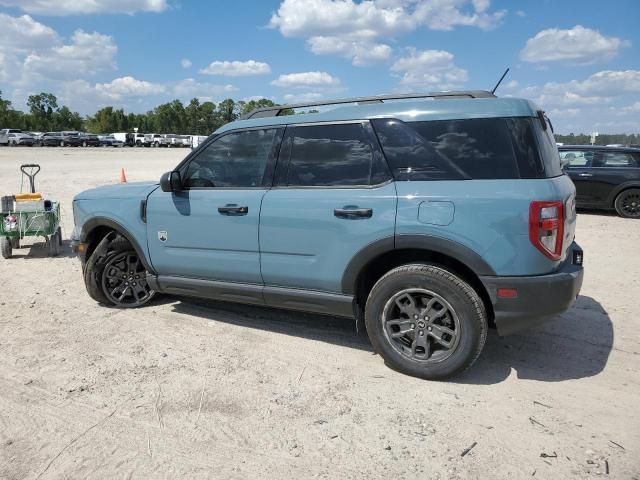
[241,90,496,119]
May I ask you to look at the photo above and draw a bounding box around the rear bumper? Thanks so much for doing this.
[480,242,584,336]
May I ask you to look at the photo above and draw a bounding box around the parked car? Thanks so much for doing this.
[60,131,82,147]
[98,135,124,147]
[78,132,101,147]
[6,132,35,146]
[163,134,178,147]
[133,133,146,147]
[560,145,640,218]
[112,132,134,146]
[71,91,583,380]
[39,132,65,146]
[0,129,23,146]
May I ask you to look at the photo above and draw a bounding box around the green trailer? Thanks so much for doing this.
[1,164,62,259]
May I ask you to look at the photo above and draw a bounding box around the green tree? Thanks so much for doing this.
[27,92,59,131]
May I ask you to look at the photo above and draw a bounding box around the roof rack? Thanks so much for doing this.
[241,90,496,119]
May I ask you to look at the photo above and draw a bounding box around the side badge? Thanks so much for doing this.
[158,231,168,242]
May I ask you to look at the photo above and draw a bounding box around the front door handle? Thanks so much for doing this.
[334,206,373,219]
[218,204,248,216]
[578,173,593,177]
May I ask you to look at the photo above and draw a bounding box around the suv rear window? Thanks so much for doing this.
[372,117,558,180]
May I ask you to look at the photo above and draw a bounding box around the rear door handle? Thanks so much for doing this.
[218,204,248,216]
[578,173,593,177]
[334,206,373,219]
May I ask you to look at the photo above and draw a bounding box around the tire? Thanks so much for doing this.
[48,230,61,257]
[1,237,11,259]
[365,264,488,380]
[10,237,20,249]
[60,141,65,147]
[83,233,155,308]
[82,141,87,147]
[614,188,640,219]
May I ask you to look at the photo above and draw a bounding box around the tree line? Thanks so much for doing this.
[0,90,276,135]
[1,90,639,143]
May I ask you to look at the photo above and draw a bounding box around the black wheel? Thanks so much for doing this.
[1,237,11,259]
[10,237,20,249]
[615,189,640,218]
[84,234,155,307]
[365,264,487,380]
[48,230,61,257]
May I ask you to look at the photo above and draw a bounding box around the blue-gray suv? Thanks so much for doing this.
[72,91,584,379]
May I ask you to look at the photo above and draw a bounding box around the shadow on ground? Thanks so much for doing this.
[7,239,76,259]
[171,294,613,384]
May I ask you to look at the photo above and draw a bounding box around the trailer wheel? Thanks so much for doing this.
[1,237,12,259]
[49,229,61,257]
[10,237,20,249]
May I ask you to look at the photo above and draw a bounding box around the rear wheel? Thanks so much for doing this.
[365,264,487,380]
[48,228,61,257]
[84,234,155,307]
[1,237,11,259]
[10,237,20,249]
[614,188,640,218]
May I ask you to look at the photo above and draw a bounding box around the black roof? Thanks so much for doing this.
[558,145,640,152]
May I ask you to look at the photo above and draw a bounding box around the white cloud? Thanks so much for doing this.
[271,71,341,88]
[95,76,165,101]
[269,0,505,65]
[521,25,628,65]
[0,13,59,50]
[181,58,192,69]
[0,0,168,15]
[199,60,271,76]
[307,36,392,66]
[514,70,640,133]
[391,48,468,89]
[283,92,326,103]
[172,78,237,99]
[24,30,117,79]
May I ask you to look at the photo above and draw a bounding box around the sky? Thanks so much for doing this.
[0,0,638,134]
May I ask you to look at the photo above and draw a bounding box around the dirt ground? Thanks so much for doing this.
[0,147,638,479]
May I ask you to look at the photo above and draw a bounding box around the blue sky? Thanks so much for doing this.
[0,0,638,133]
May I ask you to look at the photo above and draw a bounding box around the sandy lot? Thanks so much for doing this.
[0,147,638,479]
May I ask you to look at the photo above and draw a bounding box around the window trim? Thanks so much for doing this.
[593,151,639,169]
[177,126,285,190]
[272,120,393,190]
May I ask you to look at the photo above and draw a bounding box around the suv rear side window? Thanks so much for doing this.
[598,152,639,167]
[284,123,389,187]
[372,117,550,180]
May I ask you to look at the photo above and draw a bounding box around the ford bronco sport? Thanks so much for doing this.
[71,91,584,379]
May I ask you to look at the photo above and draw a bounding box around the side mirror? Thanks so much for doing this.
[160,171,182,192]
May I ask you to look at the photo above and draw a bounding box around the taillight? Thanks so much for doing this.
[529,201,564,260]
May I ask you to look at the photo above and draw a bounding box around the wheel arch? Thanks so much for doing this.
[81,217,155,274]
[342,235,496,324]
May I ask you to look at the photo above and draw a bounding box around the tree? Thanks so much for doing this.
[217,98,239,124]
[27,92,59,131]
[239,98,276,116]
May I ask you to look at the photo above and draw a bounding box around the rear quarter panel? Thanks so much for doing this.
[395,175,576,276]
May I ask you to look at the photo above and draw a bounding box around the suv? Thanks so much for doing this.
[0,129,23,146]
[78,132,101,147]
[71,92,584,379]
[559,145,640,218]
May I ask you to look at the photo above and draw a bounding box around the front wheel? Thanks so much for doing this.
[365,264,487,380]
[84,234,155,307]
[614,188,640,218]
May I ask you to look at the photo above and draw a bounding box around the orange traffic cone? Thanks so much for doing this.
[119,168,127,183]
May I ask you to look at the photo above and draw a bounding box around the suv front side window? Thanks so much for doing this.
[560,150,594,167]
[184,128,282,188]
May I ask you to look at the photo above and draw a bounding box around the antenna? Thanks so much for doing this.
[491,68,510,94]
